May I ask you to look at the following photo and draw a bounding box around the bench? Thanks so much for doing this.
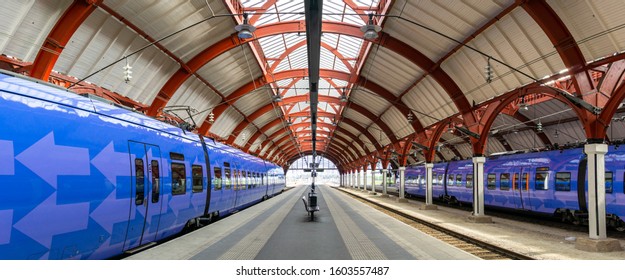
[302,195,320,220]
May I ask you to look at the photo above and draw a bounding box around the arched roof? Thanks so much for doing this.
[4,0,625,170]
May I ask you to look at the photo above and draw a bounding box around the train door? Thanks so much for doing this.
[511,169,530,210]
[221,162,236,213]
[232,165,241,209]
[124,142,163,251]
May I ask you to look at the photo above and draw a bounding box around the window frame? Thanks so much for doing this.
[487,173,496,190]
[171,162,186,195]
[192,165,204,193]
[213,166,223,190]
[500,173,510,191]
[555,172,571,191]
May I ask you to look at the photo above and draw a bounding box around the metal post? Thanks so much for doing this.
[420,162,437,210]
[370,169,376,195]
[467,156,491,223]
[574,143,621,252]
[397,167,407,203]
[381,169,389,198]
[363,169,367,192]
[472,156,486,216]
[585,143,608,239]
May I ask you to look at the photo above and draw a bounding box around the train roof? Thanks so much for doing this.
[0,71,277,167]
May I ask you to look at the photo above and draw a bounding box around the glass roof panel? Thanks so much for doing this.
[238,0,386,157]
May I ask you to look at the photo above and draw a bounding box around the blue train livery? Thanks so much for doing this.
[401,147,625,229]
[0,71,285,259]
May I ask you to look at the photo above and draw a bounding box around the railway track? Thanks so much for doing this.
[373,187,625,239]
[338,188,534,260]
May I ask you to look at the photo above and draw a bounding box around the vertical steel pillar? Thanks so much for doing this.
[397,166,407,202]
[425,163,434,205]
[371,169,377,194]
[363,169,367,192]
[585,144,608,239]
[472,156,486,216]
[381,169,389,198]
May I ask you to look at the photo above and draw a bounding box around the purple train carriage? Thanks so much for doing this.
[0,71,285,259]
[403,147,625,230]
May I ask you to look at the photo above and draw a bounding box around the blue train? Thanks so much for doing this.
[0,71,285,259]
[399,146,625,229]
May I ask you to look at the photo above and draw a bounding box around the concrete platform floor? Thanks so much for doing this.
[125,184,479,260]
[339,186,625,260]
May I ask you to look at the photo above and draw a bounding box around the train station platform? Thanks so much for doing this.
[342,186,625,260]
[125,184,479,260]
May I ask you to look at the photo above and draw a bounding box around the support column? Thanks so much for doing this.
[362,169,367,192]
[380,169,389,198]
[357,170,361,191]
[420,163,437,210]
[397,167,408,203]
[468,156,491,223]
[576,143,622,252]
[370,169,377,195]
[350,172,353,188]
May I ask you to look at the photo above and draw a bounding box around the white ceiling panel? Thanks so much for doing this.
[383,0,513,61]
[350,89,389,116]
[209,107,243,139]
[549,0,625,63]
[168,77,222,125]
[0,0,72,61]
[104,0,233,62]
[381,107,414,139]
[198,46,262,97]
[360,47,423,95]
[402,76,457,127]
[233,88,270,116]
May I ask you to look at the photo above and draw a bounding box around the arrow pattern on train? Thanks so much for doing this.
[90,189,131,234]
[0,210,12,245]
[13,193,89,249]
[0,140,14,175]
[15,132,90,188]
[91,142,129,187]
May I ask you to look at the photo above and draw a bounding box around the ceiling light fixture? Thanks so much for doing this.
[360,13,381,40]
[519,96,529,111]
[485,57,493,83]
[208,111,215,124]
[235,13,256,39]
[407,111,414,122]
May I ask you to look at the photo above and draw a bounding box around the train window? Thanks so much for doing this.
[224,163,231,190]
[135,159,145,205]
[169,152,185,161]
[535,168,549,190]
[151,160,160,203]
[466,174,473,188]
[456,174,462,186]
[171,163,186,195]
[432,173,438,184]
[487,174,496,190]
[437,174,443,185]
[448,174,455,186]
[555,172,571,191]
[606,172,613,193]
[213,166,222,190]
[192,165,203,193]
[500,173,510,190]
